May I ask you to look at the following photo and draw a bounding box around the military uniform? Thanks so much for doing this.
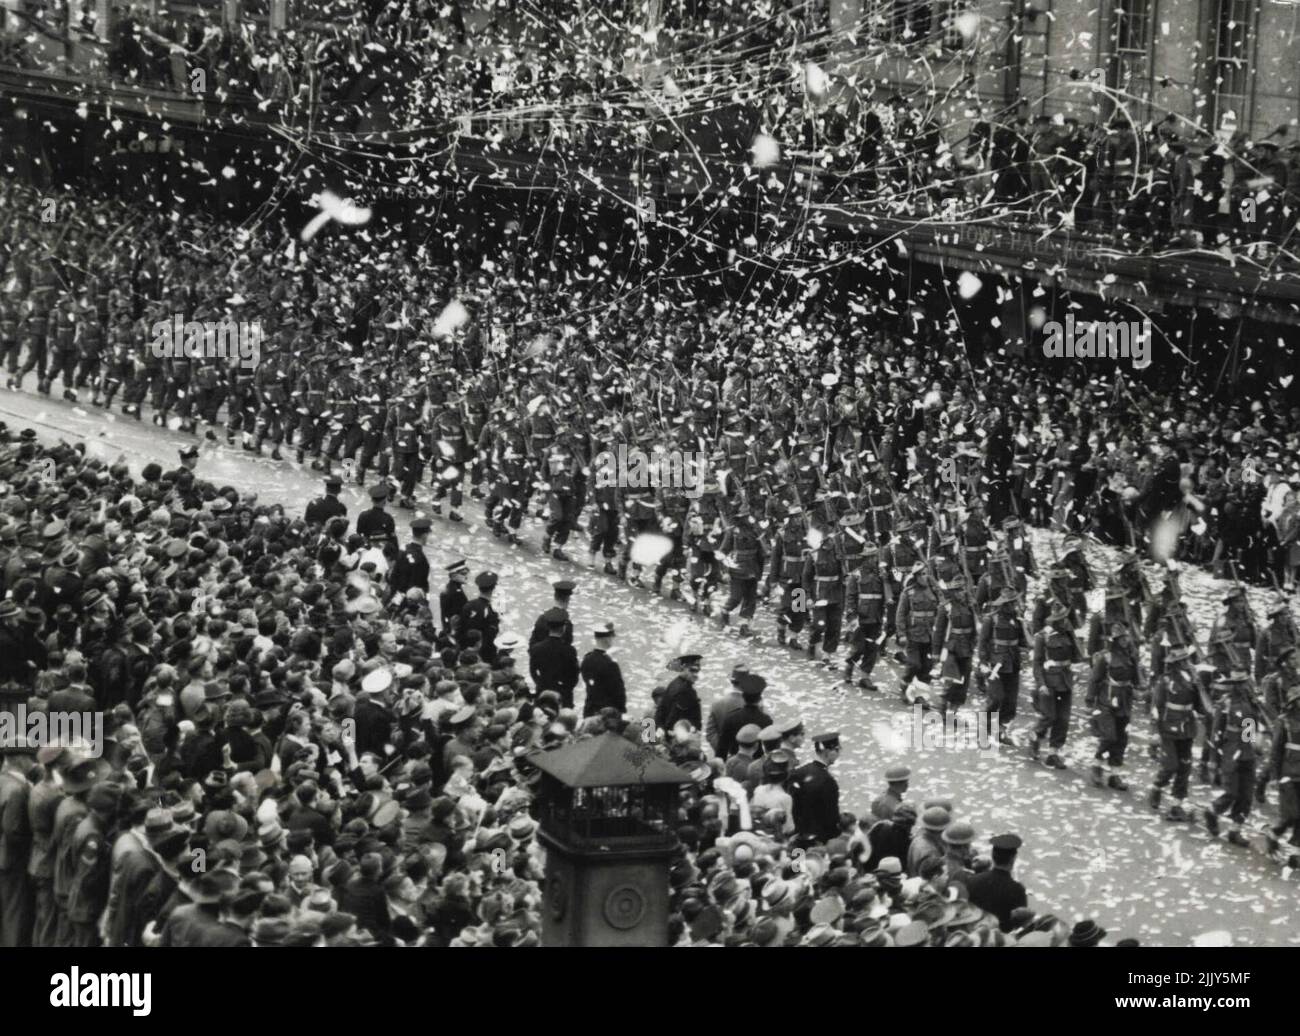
[540,444,581,560]
[429,401,468,520]
[768,512,810,647]
[355,487,397,548]
[458,573,500,665]
[385,394,425,507]
[1149,650,1204,818]
[844,545,889,688]
[895,572,938,701]
[1087,629,1142,789]
[304,481,348,531]
[1031,608,1082,766]
[977,590,1029,731]
[803,529,846,660]
[294,358,333,466]
[719,513,764,633]
[1205,676,1264,844]
[439,562,469,638]
[789,733,841,844]
[932,581,978,711]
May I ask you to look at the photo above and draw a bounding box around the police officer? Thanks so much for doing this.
[530,579,576,648]
[1148,645,1205,822]
[844,541,889,690]
[458,571,500,665]
[789,732,841,845]
[718,506,764,636]
[1032,603,1082,768]
[977,587,1029,738]
[580,622,625,717]
[529,609,580,707]
[439,560,470,639]
[355,484,397,550]
[389,518,432,598]
[655,653,703,732]
[966,833,1028,932]
[1087,622,1142,791]
[304,476,348,530]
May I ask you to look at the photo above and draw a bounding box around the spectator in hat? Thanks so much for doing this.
[967,834,1028,932]
[715,673,773,759]
[705,665,749,754]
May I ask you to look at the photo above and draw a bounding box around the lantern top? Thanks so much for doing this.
[531,732,693,788]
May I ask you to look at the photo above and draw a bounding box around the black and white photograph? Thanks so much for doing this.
[0,0,1296,1007]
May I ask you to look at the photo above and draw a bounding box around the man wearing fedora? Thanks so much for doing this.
[161,868,243,947]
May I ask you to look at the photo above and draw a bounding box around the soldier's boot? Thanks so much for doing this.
[5,374,16,390]
[37,377,50,396]
[203,426,217,442]
[432,502,443,517]
[1148,787,1162,811]
[809,642,823,662]
[449,510,463,523]
[1044,752,1066,770]
[821,649,840,671]
[1226,827,1249,848]
[777,625,788,647]
[399,496,416,510]
[604,559,618,576]
[738,622,752,637]
[717,610,731,630]
[470,485,484,500]
[1267,833,1283,855]
[616,558,629,582]
[1090,764,1106,788]
[552,547,570,562]
[1029,737,1042,762]
[588,551,600,570]
[788,635,804,652]
[271,447,283,461]
[296,447,306,464]
[628,566,645,589]
[90,390,102,407]
[844,659,854,683]
[1107,773,1129,791]
[1203,808,1221,837]
[62,387,76,402]
[1166,803,1190,822]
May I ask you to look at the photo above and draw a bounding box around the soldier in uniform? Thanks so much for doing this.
[1116,552,1151,628]
[1086,622,1143,790]
[355,366,390,486]
[1086,577,1140,658]
[1267,684,1300,866]
[429,394,468,522]
[46,290,78,400]
[895,565,938,702]
[1148,645,1206,821]
[718,506,764,636]
[71,294,103,402]
[618,466,660,588]
[385,388,425,510]
[869,764,910,821]
[1002,516,1037,579]
[224,338,259,447]
[789,732,841,846]
[959,501,991,583]
[932,574,978,716]
[803,517,846,663]
[844,541,890,690]
[1204,672,1264,847]
[355,484,397,550]
[977,587,1029,739]
[653,478,691,598]
[966,833,1028,932]
[0,292,20,386]
[974,545,1027,615]
[1031,603,1082,768]
[252,345,293,458]
[458,571,500,665]
[439,560,470,639]
[95,309,135,414]
[586,449,620,573]
[883,519,922,635]
[1031,562,1080,634]
[764,503,808,650]
[1256,598,1297,682]
[1208,586,1258,680]
[304,476,348,530]
[540,443,580,561]
[389,518,432,598]
[580,622,625,717]
[529,579,575,648]
[294,356,333,468]
[529,609,580,707]
[323,358,362,472]
[1059,534,1093,618]
[1146,573,1198,680]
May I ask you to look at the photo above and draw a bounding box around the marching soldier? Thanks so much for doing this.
[977,587,1029,739]
[540,443,580,561]
[959,500,991,583]
[883,519,922,634]
[653,478,691,598]
[1086,622,1143,791]
[766,503,810,650]
[580,622,625,717]
[429,395,468,522]
[974,545,1027,614]
[1059,534,1093,618]
[1148,645,1207,822]
[252,345,293,458]
[1204,671,1264,847]
[0,292,19,386]
[1256,598,1298,682]
[895,565,938,703]
[1115,552,1151,629]
[803,517,847,663]
[844,541,889,690]
[324,358,362,473]
[1146,571,1198,680]
[355,364,390,486]
[304,476,348,531]
[1267,683,1300,866]
[1031,563,1080,634]
[1208,586,1257,680]
[586,448,620,573]
[224,339,259,447]
[294,356,333,469]
[385,388,424,510]
[932,574,978,716]
[1086,577,1140,658]
[718,505,764,636]
[1001,516,1037,579]
[1031,603,1082,768]
[96,309,136,414]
